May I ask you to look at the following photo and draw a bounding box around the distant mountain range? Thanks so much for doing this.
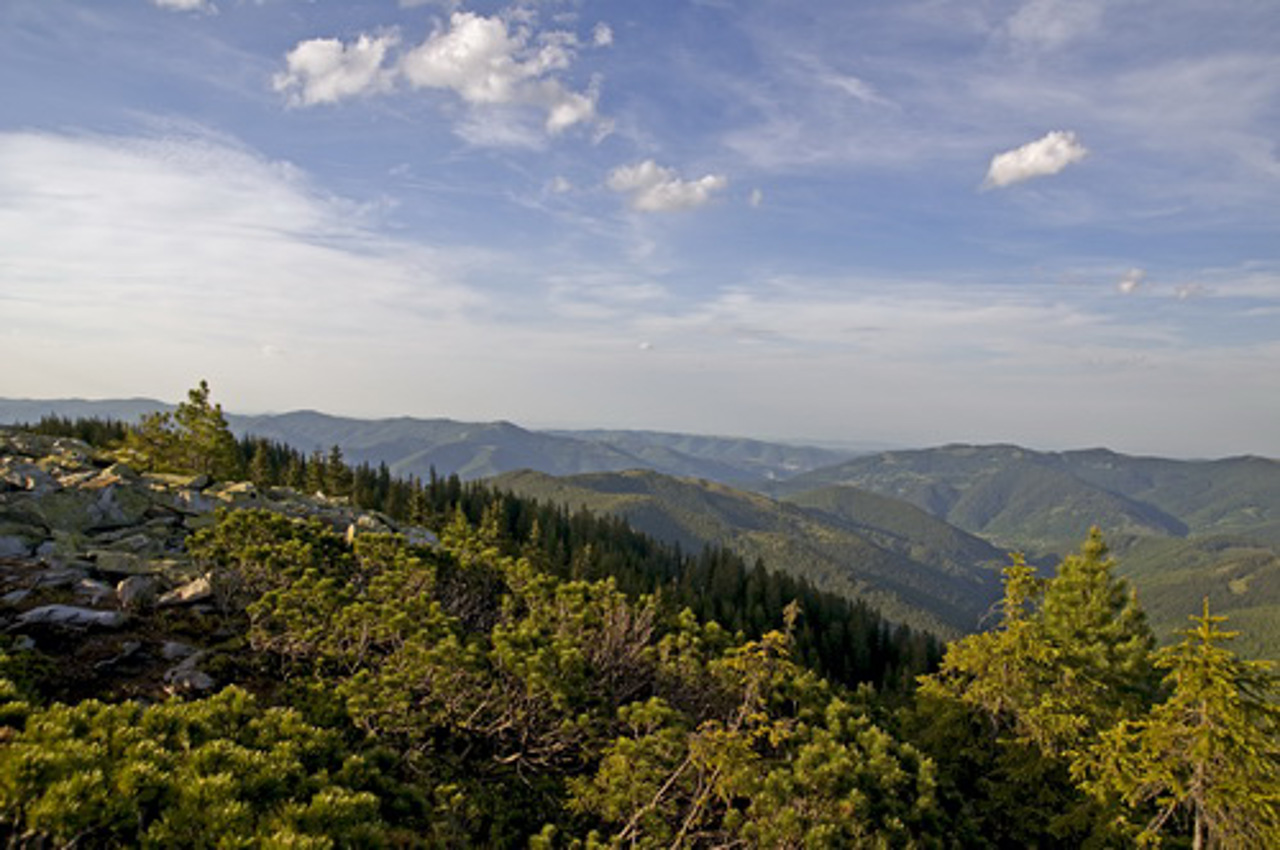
[3,397,1276,656]
[0,399,854,486]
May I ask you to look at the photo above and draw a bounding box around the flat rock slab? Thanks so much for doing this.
[15,604,127,629]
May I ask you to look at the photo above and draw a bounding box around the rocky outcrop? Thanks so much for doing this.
[0,427,439,702]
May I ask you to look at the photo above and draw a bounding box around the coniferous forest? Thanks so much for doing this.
[2,386,1277,848]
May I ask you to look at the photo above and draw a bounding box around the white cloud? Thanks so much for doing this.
[398,12,600,134]
[607,160,728,212]
[749,188,764,208]
[273,33,398,106]
[274,13,604,138]
[1117,268,1145,294]
[151,0,216,12]
[983,130,1088,188]
[593,23,614,47]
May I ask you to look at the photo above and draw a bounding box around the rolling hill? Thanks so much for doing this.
[491,468,1006,637]
[775,444,1266,553]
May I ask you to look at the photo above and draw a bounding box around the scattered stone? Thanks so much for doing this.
[161,640,197,660]
[91,550,146,576]
[0,535,32,558]
[14,604,127,629]
[103,462,140,482]
[93,640,142,670]
[1,589,31,606]
[1,461,56,494]
[207,481,259,504]
[74,577,115,606]
[164,651,215,693]
[116,575,158,611]
[168,488,216,515]
[34,565,90,589]
[157,574,213,607]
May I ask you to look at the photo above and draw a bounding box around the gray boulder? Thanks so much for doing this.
[15,604,127,629]
[116,575,158,611]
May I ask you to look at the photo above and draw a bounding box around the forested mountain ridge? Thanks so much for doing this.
[491,468,1005,638]
[779,443,1280,551]
[544,427,858,483]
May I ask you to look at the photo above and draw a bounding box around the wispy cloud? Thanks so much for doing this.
[151,0,216,13]
[0,129,484,401]
[1117,268,1145,295]
[983,131,1088,188]
[1004,0,1104,50]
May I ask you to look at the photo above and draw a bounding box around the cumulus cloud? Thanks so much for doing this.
[592,23,614,47]
[151,0,216,12]
[398,12,601,134]
[749,188,764,208]
[1117,268,1145,294]
[983,130,1088,188]
[273,34,398,106]
[274,12,603,138]
[607,160,728,212]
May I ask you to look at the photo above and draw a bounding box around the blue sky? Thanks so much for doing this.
[1,0,1278,457]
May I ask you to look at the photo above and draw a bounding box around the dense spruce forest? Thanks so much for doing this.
[2,385,1277,848]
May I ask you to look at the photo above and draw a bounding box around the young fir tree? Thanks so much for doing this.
[1076,599,1280,849]
[327,444,354,499]
[248,439,274,488]
[912,532,1159,846]
[171,379,242,479]
[123,380,241,480]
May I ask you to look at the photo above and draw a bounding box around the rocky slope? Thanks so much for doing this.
[0,428,433,703]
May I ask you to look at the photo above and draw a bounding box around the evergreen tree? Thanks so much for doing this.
[248,439,274,488]
[327,444,354,498]
[1077,599,1280,848]
[122,380,241,480]
[305,449,326,494]
[172,379,242,479]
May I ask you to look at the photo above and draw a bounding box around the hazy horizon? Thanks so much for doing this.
[2,1,1277,459]
[4,391,1274,463]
